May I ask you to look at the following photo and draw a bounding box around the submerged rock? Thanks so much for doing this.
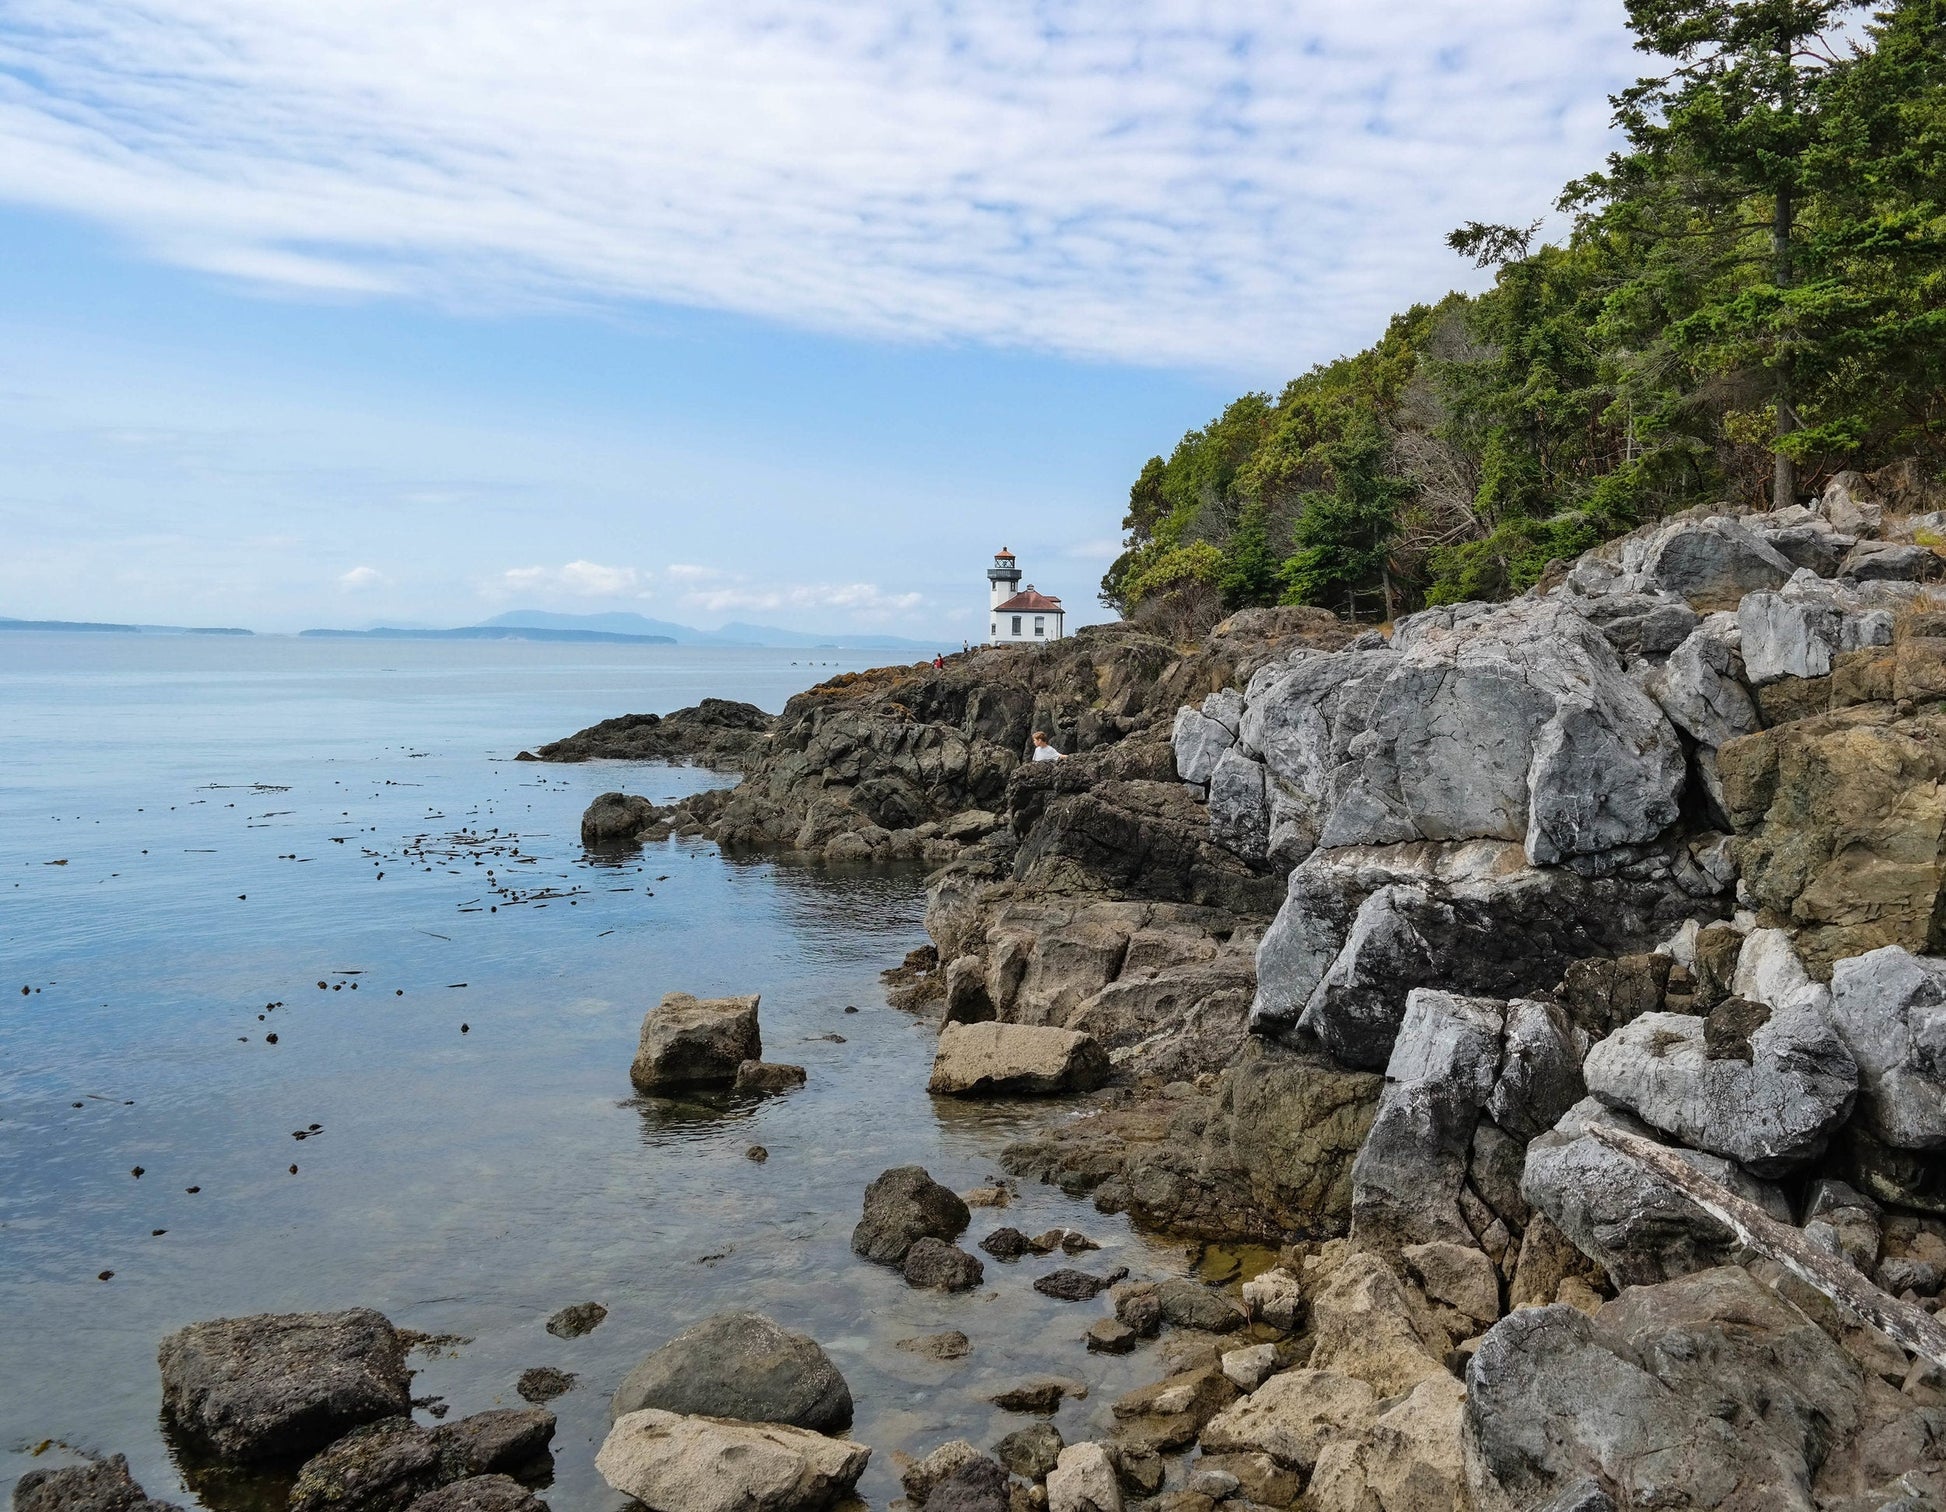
[926,1021,1111,1096]
[629,993,761,1092]
[734,1060,807,1093]
[851,1165,970,1265]
[594,1409,869,1512]
[543,1303,605,1340]
[404,1479,545,1512]
[157,1308,412,1464]
[430,1410,555,1480]
[610,1313,851,1433]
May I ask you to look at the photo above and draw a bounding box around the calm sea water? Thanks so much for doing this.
[0,635,1202,1511]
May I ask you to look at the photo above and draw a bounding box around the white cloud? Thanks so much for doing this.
[499,560,643,597]
[0,0,1636,374]
[663,562,723,582]
[338,564,385,589]
[683,581,924,617]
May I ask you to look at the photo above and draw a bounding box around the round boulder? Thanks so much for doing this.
[608,1312,852,1433]
[851,1166,970,1265]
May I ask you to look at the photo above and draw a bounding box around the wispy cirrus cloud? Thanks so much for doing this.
[0,1,1634,374]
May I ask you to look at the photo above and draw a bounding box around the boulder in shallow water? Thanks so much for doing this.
[289,1418,443,1512]
[580,792,666,846]
[927,1021,1111,1096]
[595,1410,869,1512]
[12,1457,181,1512]
[157,1308,411,1463]
[609,1312,852,1433]
[629,993,761,1092]
[430,1410,555,1480]
[851,1165,970,1265]
[404,1478,546,1512]
[734,1060,807,1093]
[903,1237,985,1292]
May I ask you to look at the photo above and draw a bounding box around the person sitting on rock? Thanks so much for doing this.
[1031,730,1065,763]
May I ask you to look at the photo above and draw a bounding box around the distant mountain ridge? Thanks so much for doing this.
[479,610,934,650]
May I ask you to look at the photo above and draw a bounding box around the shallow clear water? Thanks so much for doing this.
[0,636,1201,1510]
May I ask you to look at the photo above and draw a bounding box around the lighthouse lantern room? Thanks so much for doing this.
[986,548,1066,645]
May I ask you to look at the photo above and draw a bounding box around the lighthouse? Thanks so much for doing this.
[986,548,1066,645]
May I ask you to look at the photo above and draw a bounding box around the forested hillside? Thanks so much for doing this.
[1103,0,1946,628]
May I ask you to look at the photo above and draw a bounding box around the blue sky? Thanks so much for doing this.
[0,0,1639,639]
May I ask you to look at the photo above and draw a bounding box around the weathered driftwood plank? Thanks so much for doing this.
[1587,1120,1946,1369]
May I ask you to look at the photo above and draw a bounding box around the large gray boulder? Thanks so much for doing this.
[1613,514,1797,610]
[1172,692,1241,787]
[1350,989,1504,1253]
[927,1022,1110,1096]
[1463,1267,1934,1511]
[1225,599,1684,869]
[12,1458,181,1512]
[1581,991,1858,1175]
[595,1410,869,1512]
[157,1309,412,1463]
[1487,997,1587,1142]
[851,1165,970,1264]
[1640,616,1761,815]
[609,1312,852,1432]
[1521,1099,1790,1288]
[1830,946,1946,1149]
[629,993,761,1091]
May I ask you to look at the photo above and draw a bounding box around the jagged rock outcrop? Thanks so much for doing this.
[1463,1267,1941,1512]
[522,699,775,768]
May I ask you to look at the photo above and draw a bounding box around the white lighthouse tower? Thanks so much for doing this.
[986,547,1066,645]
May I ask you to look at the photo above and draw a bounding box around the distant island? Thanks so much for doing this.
[3,609,935,650]
[0,616,251,636]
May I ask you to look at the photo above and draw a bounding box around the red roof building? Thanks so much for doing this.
[988,552,1065,644]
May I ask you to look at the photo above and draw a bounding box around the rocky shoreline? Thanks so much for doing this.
[32,475,1946,1512]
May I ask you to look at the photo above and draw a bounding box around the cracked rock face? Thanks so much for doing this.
[1830,945,1946,1149]
[1463,1267,1932,1512]
[1209,598,1686,874]
[1580,989,1859,1175]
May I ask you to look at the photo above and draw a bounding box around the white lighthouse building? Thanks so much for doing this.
[987,548,1066,645]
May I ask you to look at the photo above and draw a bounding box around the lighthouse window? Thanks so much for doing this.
[1034,617,1045,636]
[1011,616,1022,635]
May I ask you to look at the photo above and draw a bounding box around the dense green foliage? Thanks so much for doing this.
[1103,0,1946,623]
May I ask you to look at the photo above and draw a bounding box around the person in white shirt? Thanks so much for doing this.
[1031,730,1065,762]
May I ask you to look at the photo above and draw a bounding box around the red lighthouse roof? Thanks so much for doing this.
[994,547,1016,560]
[994,587,1063,613]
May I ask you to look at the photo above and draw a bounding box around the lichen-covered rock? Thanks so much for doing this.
[629,993,761,1091]
[157,1308,412,1464]
[1199,1369,1379,1471]
[594,1410,869,1512]
[927,1022,1110,1097]
[1719,698,1946,975]
[1580,991,1858,1175]
[12,1457,181,1512]
[851,1165,970,1264]
[1520,1099,1790,1288]
[1463,1267,1936,1512]
[609,1312,852,1433]
[1830,945,1946,1148]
